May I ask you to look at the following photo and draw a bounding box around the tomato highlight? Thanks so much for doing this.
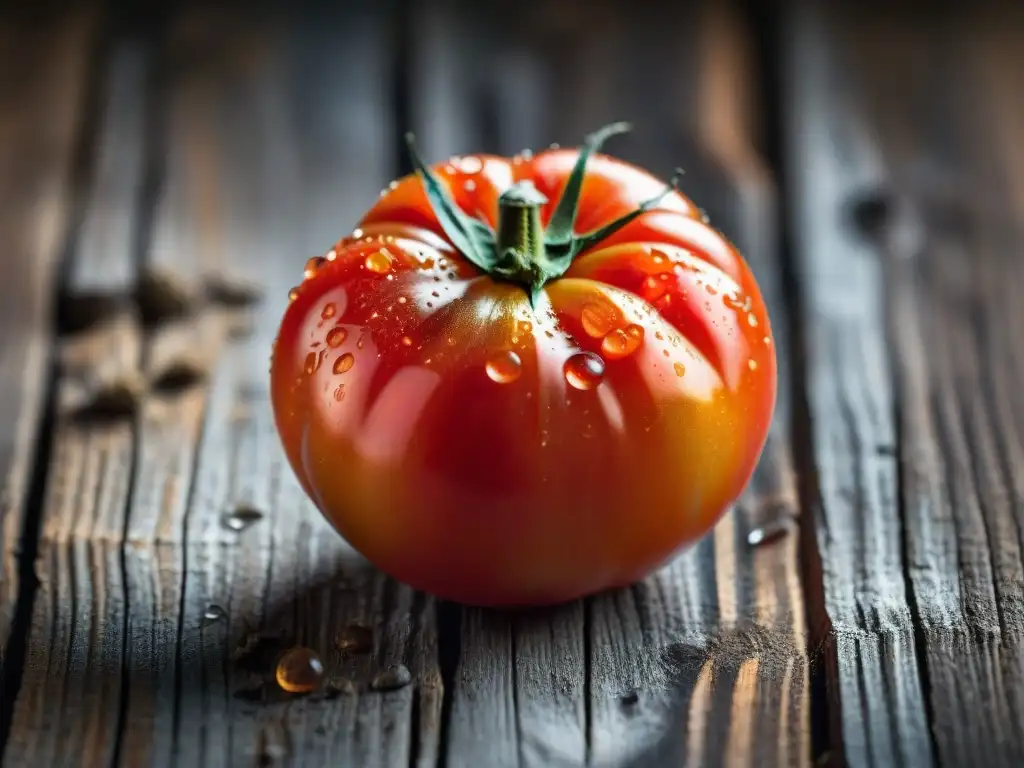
[270,123,777,607]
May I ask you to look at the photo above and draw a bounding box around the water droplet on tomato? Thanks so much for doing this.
[446,337,456,346]
[485,350,522,384]
[601,328,640,360]
[304,256,325,278]
[764,336,772,346]
[651,248,667,265]
[288,287,300,302]
[748,313,758,327]
[674,362,686,377]
[564,352,605,390]
[581,302,618,338]
[626,324,644,341]
[326,327,348,348]
[511,335,520,344]
[748,359,758,371]
[351,228,364,239]
[642,276,661,298]
[464,179,476,192]
[398,296,407,304]
[401,336,413,347]
[325,249,337,261]
[334,353,355,374]
[364,250,392,274]
[303,351,319,375]
[456,155,484,174]
[276,647,324,693]
[321,303,336,320]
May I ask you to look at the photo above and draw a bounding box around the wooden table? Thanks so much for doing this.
[1,2,1022,765]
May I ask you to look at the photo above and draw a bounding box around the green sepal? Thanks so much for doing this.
[568,168,685,257]
[544,121,632,250]
[404,133,497,271]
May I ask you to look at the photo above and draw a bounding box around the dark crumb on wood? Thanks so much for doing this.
[619,690,639,706]
[226,313,256,340]
[233,685,266,702]
[334,624,373,654]
[323,677,359,698]
[150,355,208,393]
[57,292,127,335]
[847,187,893,238]
[135,266,195,326]
[203,272,264,307]
[70,372,145,423]
[233,630,289,674]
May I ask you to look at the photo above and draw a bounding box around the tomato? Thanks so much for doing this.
[270,123,776,607]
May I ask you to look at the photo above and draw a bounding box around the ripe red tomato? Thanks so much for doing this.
[270,124,776,607]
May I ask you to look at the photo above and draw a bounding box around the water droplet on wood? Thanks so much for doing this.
[151,356,206,393]
[222,505,264,532]
[370,663,411,691]
[275,647,324,693]
[203,604,227,625]
[747,518,796,548]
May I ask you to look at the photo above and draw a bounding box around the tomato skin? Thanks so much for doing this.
[270,149,776,607]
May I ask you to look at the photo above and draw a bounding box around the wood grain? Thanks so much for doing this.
[784,4,1024,765]
[5,6,441,767]
[0,8,97,754]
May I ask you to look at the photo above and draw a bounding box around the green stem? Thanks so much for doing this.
[492,181,549,287]
[404,121,682,305]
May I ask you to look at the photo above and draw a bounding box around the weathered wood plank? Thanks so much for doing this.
[782,8,933,766]
[6,5,441,767]
[786,4,1024,765]
[0,7,98,757]
[3,18,150,767]
[414,2,808,766]
[135,7,440,767]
